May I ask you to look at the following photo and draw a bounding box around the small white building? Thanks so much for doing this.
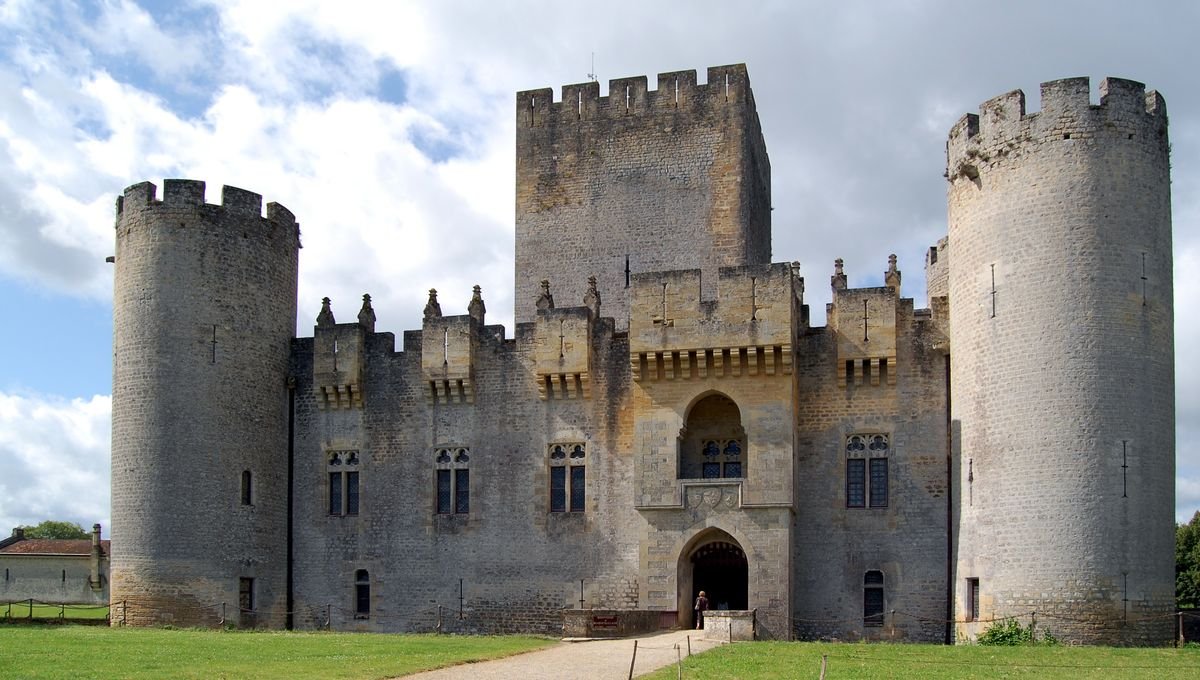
[0,524,109,606]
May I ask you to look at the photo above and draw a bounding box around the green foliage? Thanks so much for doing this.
[1177,511,1200,608]
[976,618,1059,646]
[19,520,90,540]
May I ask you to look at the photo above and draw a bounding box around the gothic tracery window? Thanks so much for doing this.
[435,447,470,514]
[549,443,586,512]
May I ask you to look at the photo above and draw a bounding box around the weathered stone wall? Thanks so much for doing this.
[515,64,771,330]
[628,262,800,640]
[111,180,298,628]
[289,294,642,635]
[946,77,1175,645]
[793,268,951,642]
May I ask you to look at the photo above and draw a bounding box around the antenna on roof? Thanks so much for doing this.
[587,52,597,83]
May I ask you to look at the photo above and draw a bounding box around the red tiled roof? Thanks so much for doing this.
[0,539,109,556]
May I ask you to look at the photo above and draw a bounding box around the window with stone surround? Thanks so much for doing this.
[966,577,980,622]
[863,570,884,627]
[435,447,470,514]
[239,577,255,613]
[240,470,253,506]
[680,394,746,480]
[846,434,889,508]
[328,450,360,516]
[355,569,370,618]
[549,443,586,512]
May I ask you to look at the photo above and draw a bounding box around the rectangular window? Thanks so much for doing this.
[454,469,470,514]
[346,471,360,515]
[550,466,566,512]
[329,471,342,515]
[864,587,884,626]
[436,469,452,514]
[966,578,980,622]
[355,570,370,617]
[846,459,866,507]
[241,470,252,506]
[239,577,254,612]
[702,462,721,479]
[569,465,585,512]
[869,458,888,507]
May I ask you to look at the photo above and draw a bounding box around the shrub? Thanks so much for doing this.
[976,618,1058,646]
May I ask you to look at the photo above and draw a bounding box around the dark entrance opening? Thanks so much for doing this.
[691,541,748,612]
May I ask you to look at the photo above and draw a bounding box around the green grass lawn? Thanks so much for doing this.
[0,626,555,679]
[642,641,1200,680]
[2,602,109,620]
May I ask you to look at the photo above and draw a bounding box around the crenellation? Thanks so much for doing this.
[163,178,206,205]
[946,77,1169,183]
[221,185,263,216]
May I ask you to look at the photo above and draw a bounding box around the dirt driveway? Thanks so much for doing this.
[396,629,725,679]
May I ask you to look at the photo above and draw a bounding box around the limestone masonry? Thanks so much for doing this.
[109,64,1175,644]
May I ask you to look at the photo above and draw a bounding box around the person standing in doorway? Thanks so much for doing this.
[694,590,709,629]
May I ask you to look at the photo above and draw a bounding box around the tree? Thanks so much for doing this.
[1178,511,1200,609]
[19,520,90,540]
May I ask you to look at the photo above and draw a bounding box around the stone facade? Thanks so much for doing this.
[109,66,1175,645]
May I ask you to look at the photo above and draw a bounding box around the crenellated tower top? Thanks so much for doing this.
[946,77,1167,183]
[516,64,755,126]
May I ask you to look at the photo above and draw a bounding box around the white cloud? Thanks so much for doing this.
[0,392,111,534]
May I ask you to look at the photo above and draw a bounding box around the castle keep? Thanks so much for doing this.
[109,65,1176,644]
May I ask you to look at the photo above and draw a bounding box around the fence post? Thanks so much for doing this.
[687,634,691,656]
[27,598,33,621]
[819,654,828,680]
[326,604,332,630]
[1179,611,1186,647]
[437,605,443,634]
[675,643,682,680]
[1030,611,1037,639]
[60,602,65,621]
[122,600,127,626]
[627,639,638,680]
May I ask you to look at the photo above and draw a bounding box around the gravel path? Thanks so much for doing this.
[396,629,725,679]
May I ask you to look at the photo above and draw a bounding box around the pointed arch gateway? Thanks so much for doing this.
[677,528,749,628]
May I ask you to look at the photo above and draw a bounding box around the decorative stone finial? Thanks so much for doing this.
[831,259,847,291]
[885,254,901,291]
[536,279,555,312]
[583,276,601,317]
[358,293,376,331]
[468,285,486,324]
[317,297,335,327]
[423,289,442,321]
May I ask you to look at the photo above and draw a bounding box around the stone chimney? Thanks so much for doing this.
[89,523,103,591]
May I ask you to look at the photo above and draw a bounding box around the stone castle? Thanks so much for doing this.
[108,65,1176,644]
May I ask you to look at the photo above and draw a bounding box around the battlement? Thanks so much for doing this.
[516,64,753,126]
[115,180,298,231]
[947,77,1168,180]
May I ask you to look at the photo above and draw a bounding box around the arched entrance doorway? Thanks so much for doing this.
[678,530,748,627]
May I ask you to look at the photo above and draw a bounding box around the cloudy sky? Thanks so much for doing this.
[1,0,1198,535]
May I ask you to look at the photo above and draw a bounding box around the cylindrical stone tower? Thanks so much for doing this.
[111,180,299,627]
[947,78,1174,644]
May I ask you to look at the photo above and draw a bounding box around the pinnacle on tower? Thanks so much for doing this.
[423,289,442,321]
[317,297,335,327]
[884,254,901,292]
[358,293,376,331]
[831,259,847,292]
[583,276,601,318]
[536,280,554,312]
[468,285,486,324]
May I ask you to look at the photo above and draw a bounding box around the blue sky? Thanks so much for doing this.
[1,0,1199,534]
